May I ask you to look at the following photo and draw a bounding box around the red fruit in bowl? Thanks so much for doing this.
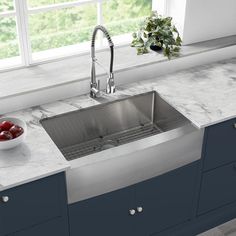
[0,121,14,131]
[9,125,24,138]
[0,131,13,141]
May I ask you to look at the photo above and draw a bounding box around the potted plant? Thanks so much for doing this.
[131,11,182,59]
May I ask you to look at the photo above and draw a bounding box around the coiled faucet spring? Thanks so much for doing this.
[90,25,115,98]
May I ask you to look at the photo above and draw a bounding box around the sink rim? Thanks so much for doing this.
[40,90,156,124]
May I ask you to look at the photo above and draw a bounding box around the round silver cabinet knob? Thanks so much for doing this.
[234,123,236,129]
[2,196,9,203]
[137,206,143,213]
[129,209,136,216]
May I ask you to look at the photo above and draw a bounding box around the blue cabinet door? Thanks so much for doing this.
[69,186,135,236]
[0,216,3,236]
[0,173,68,236]
[11,217,68,236]
[134,161,200,236]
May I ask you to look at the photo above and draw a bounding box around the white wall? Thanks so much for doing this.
[166,0,187,39]
[152,0,187,40]
[183,0,236,44]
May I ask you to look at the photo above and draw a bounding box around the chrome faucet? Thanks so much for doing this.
[90,25,115,98]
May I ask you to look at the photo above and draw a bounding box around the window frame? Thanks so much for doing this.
[152,0,168,15]
[0,0,154,72]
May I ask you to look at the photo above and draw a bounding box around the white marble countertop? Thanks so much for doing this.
[0,57,236,192]
[0,113,70,191]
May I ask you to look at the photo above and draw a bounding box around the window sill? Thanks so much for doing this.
[0,35,236,100]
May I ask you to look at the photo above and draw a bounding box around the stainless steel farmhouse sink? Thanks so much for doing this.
[41,91,190,160]
[41,91,204,203]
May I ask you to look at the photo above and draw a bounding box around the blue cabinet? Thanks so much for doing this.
[69,186,135,236]
[198,118,236,215]
[198,162,236,215]
[203,118,236,171]
[68,115,236,236]
[135,162,199,235]
[69,161,200,236]
[0,173,69,236]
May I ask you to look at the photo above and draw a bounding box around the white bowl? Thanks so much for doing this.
[0,117,27,150]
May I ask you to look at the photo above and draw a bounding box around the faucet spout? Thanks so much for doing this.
[90,25,115,98]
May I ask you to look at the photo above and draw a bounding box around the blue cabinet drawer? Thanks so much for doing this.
[0,174,65,236]
[198,162,236,215]
[203,118,236,171]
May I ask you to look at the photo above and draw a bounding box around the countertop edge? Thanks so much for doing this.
[0,166,70,192]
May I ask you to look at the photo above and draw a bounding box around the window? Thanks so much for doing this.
[0,1,21,69]
[0,0,152,71]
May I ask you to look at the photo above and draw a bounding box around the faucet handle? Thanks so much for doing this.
[106,74,115,94]
[90,80,100,98]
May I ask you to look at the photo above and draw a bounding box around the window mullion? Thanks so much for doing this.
[28,0,98,14]
[0,11,16,17]
[15,0,32,66]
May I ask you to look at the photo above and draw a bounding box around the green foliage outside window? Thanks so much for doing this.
[0,0,152,60]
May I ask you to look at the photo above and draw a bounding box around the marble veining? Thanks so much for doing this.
[0,57,236,191]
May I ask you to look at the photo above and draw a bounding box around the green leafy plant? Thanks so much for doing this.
[131,11,182,59]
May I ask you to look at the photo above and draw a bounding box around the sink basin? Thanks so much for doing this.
[41,91,204,203]
[41,91,190,161]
